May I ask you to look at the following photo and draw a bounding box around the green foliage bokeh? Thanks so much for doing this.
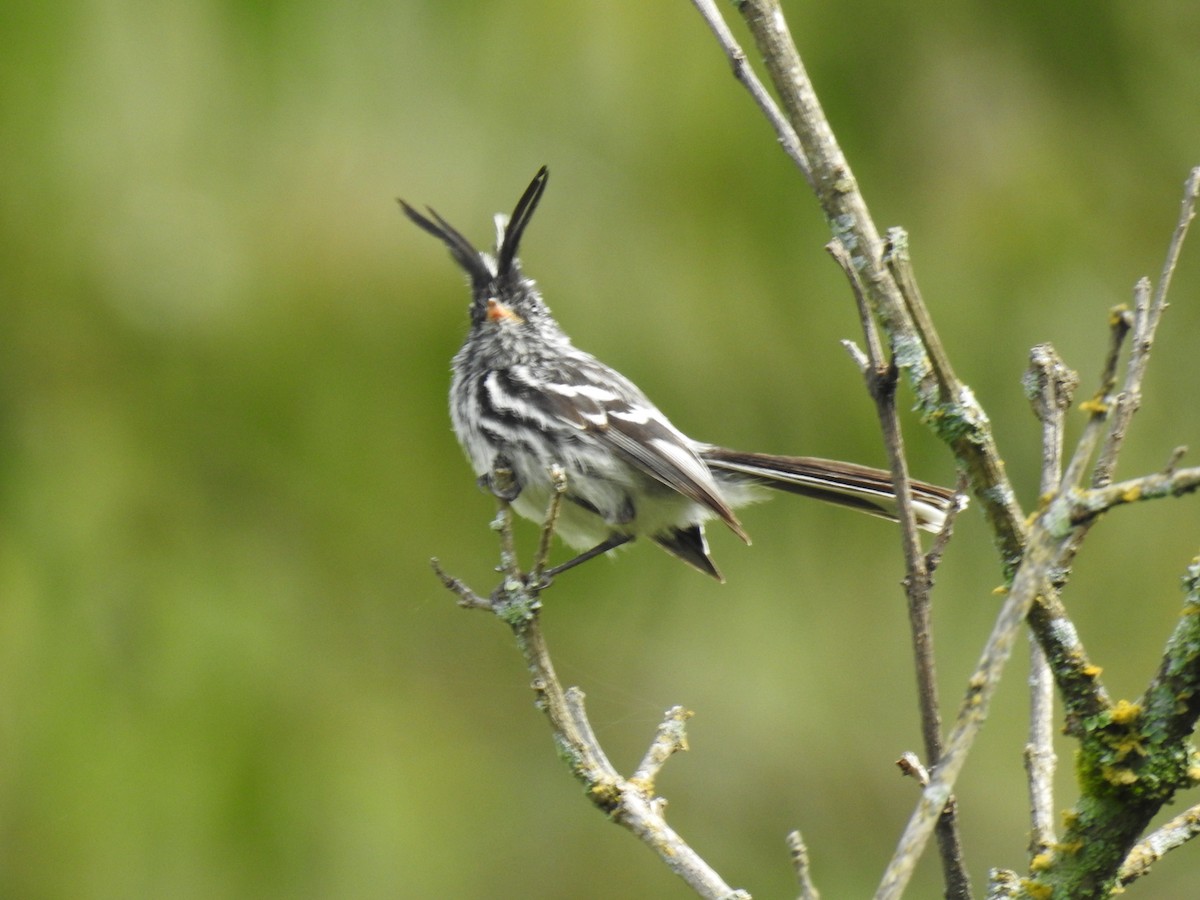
[2,2,1199,897]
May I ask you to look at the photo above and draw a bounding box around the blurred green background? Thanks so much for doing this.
[3,2,1200,897]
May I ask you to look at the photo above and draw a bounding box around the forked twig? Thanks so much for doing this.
[433,469,748,899]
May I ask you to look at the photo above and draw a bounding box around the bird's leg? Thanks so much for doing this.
[479,455,522,501]
[541,534,634,581]
[529,466,568,586]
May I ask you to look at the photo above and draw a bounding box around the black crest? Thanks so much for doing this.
[399,166,549,292]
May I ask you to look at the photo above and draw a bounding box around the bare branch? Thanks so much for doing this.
[923,472,969,575]
[429,556,491,610]
[1119,802,1200,886]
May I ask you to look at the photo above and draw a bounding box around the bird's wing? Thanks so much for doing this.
[513,355,747,541]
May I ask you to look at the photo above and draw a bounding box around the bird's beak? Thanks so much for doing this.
[486,298,524,324]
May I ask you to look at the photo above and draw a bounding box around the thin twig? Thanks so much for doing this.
[830,236,972,900]
[924,471,968,575]
[883,228,962,403]
[689,0,811,181]
[630,706,693,793]
[880,228,1026,573]
[896,751,930,787]
[491,486,521,582]
[1017,345,1075,859]
[828,240,885,367]
[430,556,490,609]
[1094,167,1200,486]
[1022,344,1075,857]
[1023,344,1079,497]
[1058,305,1133,491]
[786,830,821,900]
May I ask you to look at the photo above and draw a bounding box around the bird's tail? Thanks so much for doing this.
[701,447,960,533]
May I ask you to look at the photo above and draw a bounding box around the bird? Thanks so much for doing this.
[400,166,959,581]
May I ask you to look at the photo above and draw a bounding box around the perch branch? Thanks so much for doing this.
[433,478,748,900]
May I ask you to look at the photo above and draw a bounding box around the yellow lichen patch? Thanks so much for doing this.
[1110,733,1147,762]
[1102,766,1139,786]
[1030,851,1055,871]
[1111,699,1142,725]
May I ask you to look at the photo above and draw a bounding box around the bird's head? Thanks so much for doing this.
[400,166,556,333]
